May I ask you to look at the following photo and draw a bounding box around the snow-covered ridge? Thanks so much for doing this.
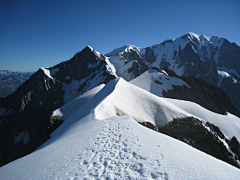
[1,77,240,179]
[94,78,190,127]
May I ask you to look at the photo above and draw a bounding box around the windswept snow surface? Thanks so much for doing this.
[1,78,240,179]
[130,69,190,97]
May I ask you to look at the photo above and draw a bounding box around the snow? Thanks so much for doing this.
[40,67,53,80]
[1,116,240,179]
[105,45,137,57]
[130,70,240,141]
[106,45,141,81]
[94,78,190,127]
[164,98,240,141]
[217,66,240,86]
[1,77,240,179]
[105,57,117,76]
[130,69,190,97]
[13,131,29,145]
[87,45,94,51]
[217,70,231,86]
[52,84,105,120]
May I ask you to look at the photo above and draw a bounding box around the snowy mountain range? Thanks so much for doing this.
[1,33,240,179]
[106,32,240,111]
[0,70,33,98]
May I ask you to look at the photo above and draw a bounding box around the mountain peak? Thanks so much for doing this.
[82,45,94,52]
[105,45,139,57]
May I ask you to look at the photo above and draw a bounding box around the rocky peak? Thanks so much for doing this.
[0,46,117,167]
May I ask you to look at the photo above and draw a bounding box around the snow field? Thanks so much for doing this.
[1,116,240,179]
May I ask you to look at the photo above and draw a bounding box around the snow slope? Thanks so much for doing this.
[130,69,190,97]
[1,117,240,179]
[1,78,240,179]
[94,78,190,127]
[130,70,240,141]
[164,98,240,141]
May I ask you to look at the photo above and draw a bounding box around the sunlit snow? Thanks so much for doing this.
[1,77,240,179]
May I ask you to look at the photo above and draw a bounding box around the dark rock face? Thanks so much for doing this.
[122,48,149,80]
[219,40,240,74]
[229,136,240,158]
[162,69,240,117]
[0,70,64,167]
[0,46,116,167]
[143,47,156,63]
[139,117,240,168]
[219,75,240,113]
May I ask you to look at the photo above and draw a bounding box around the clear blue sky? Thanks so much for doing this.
[0,0,239,72]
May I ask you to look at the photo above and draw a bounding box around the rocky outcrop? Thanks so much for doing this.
[162,69,240,117]
[0,46,116,167]
[139,117,240,168]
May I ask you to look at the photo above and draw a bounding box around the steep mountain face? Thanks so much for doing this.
[106,33,240,111]
[0,46,117,167]
[105,45,149,81]
[0,71,33,98]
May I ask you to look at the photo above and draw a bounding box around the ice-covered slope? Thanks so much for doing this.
[2,117,240,179]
